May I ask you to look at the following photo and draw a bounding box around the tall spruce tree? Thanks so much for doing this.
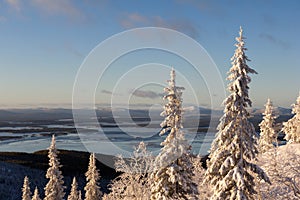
[22,176,31,200]
[258,98,278,153]
[84,153,102,200]
[150,68,198,200]
[282,93,300,143]
[204,27,270,200]
[44,135,65,200]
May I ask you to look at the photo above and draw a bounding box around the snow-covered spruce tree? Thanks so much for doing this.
[258,98,278,153]
[32,187,41,200]
[84,153,102,200]
[22,176,31,200]
[106,141,153,200]
[150,68,198,200]
[204,27,270,200]
[282,93,300,143]
[44,135,65,200]
[67,177,80,200]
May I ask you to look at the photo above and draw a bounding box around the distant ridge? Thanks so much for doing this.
[0,106,292,120]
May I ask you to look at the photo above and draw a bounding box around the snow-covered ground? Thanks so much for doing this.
[257,144,300,199]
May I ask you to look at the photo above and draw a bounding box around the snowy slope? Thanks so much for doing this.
[257,144,300,199]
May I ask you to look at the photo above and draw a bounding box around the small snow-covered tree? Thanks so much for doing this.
[150,68,198,200]
[84,153,102,200]
[282,93,300,143]
[44,135,65,200]
[32,187,41,200]
[67,177,80,200]
[106,141,153,200]
[22,176,31,200]
[258,98,278,153]
[204,27,270,200]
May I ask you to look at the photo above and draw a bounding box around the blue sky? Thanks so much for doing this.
[0,0,299,108]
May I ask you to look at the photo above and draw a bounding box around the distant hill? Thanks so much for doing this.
[276,107,292,116]
[0,106,292,121]
[0,108,73,121]
[0,107,293,134]
[250,107,292,116]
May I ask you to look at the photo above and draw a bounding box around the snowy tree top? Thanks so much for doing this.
[22,176,31,200]
[282,92,300,143]
[291,92,300,115]
[259,98,278,153]
[68,177,80,200]
[32,187,41,200]
[262,98,276,116]
[224,26,257,113]
[49,134,58,152]
[160,68,185,135]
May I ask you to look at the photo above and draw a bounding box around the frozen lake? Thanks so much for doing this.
[0,128,215,156]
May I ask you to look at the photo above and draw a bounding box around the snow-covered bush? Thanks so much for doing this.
[105,141,153,200]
